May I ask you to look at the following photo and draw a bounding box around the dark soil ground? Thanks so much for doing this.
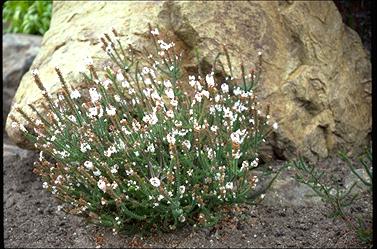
[3,136,372,248]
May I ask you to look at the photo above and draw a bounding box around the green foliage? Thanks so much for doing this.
[3,0,52,35]
[291,148,373,247]
[10,25,280,233]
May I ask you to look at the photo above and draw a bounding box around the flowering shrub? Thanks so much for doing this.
[10,25,278,232]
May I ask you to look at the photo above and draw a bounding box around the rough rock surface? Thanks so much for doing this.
[2,34,42,134]
[5,1,371,161]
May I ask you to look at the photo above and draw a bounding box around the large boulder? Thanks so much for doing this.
[3,34,42,135]
[5,1,371,161]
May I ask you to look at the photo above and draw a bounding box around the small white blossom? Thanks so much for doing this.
[179,185,186,194]
[225,182,234,189]
[126,168,134,176]
[68,115,76,123]
[111,164,119,174]
[93,169,101,176]
[157,195,164,201]
[166,133,176,145]
[122,80,130,88]
[182,140,191,150]
[106,105,116,116]
[97,179,106,192]
[201,90,210,99]
[273,122,279,130]
[221,83,229,93]
[151,28,159,36]
[178,215,186,223]
[70,89,81,99]
[166,110,174,118]
[88,107,98,117]
[205,73,215,87]
[89,88,101,103]
[230,129,247,145]
[165,88,175,99]
[149,177,161,187]
[84,161,94,170]
[147,143,155,153]
[163,80,172,88]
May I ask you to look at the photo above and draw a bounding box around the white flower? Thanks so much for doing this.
[84,161,94,170]
[89,88,101,103]
[116,72,125,81]
[174,120,182,127]
[157,194,164,201]
[241,161,249,171]
[147,143,155,153]
[93,169,101,176]
[163,80,172,88]
[11,122,18,129]
[232,150,242,159]
[194,93,202,103]
[187,169,193,176]
[142,67,150,75]
[166,133,176,145]
[111,164,119,174]
[121,80,130,88]
[230,129,247,145]
[250,158,259,167]
[19,124,27,132]
[207,148,215,159]
[151,28,159,36]
[233,87,242,96]
[201,90,210,99]
[149,177,161,187]
[88,107,98,117]
[182,140,191,150]
[165,88,175,99]
[70,89,81,99]
[128,88,136,95]
[126,168,134,176]
[210,125,218,133]
[106,105,116,116]
[104,145,117,157]
[272,122,278,130]
[258,51,262,56]
[171,99,178,107]
[221,83,229,93]
[179,215,186,223]
[39,151,44,161]
[35,119,42,125]
[42,182,48,189]
[68,115,77,123]
[225,182,234,189]
[114,95,121,102]
[179,185,186,194]
[205,73,215,87]
[102,79,112,89]
[166,110,174,118]
[112,182,118,190]
[143,112,158,125]
[97,179,106,192]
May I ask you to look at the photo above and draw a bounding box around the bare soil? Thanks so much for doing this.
[3,138,372,248]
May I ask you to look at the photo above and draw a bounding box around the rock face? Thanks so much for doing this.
[3,34,42,134]
[5,1,371,161]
